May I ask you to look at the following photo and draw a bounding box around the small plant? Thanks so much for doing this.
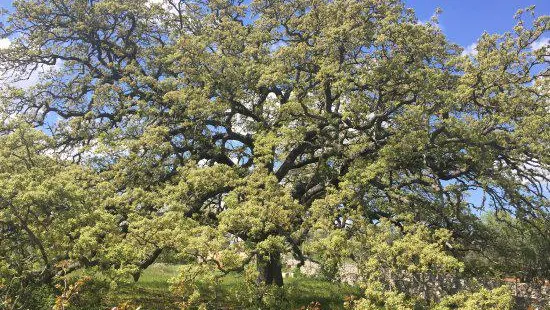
[300,301,322,310]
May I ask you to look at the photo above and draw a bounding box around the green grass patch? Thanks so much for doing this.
[99,264,360,309]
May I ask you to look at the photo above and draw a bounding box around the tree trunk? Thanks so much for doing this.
[132,248,163,282]
[257,252,284,286]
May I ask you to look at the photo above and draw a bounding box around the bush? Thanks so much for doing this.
[339,219,515,310]
[64,277,110,310]
[171,262,294,310]
[435,286,513,310]
[171,264,225,309]
[1,280,56,310]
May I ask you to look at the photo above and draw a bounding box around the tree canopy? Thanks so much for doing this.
[0,0,548,309]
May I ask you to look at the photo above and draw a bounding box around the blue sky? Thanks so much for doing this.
[1,0,549,48]
[404,0,550,47]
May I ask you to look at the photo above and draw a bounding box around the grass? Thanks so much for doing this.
[103,264,180,310]
[101,264,360,310]
[284,276,360,309]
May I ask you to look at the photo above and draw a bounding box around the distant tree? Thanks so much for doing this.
[475,212,550,282]
[0,0,548,296]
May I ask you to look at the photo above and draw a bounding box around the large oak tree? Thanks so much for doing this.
[0,0,548,301]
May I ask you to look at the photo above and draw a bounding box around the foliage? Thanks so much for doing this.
[170,264,223,309]
[474,212,550,282]
[0,125,100,309]
[434,286,514,310]
[0,0,548,308]
[53,276,110,310]
[347,285,513,310]
[355,220,463,305]
[341,219,514,309]
[170,262,291,310]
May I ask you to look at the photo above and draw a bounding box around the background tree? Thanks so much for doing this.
[0,0,548,296]
[475,212,550,282]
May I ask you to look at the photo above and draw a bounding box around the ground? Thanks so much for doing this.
[100,264,360,310]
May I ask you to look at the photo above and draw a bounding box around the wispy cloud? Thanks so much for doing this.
[531,37,549,51]
[147,0,180,15]
[0,38,10,49]
[2,63,63,89]
[416,19,443,31]
[461,43,477,57]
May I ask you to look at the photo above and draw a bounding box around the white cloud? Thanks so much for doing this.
[0,38,59,89]
[232,113,254,135]
[494,159,549,189]
[415,18,443,31]
[3,64,59,89]
[267,92,277,100]
[147,0,180,15]
[531,38,550,62]
[366,112,376,122]
[0,38,10,49]
[531,37,549,51]
[1,57,63,90]
[461,43,478,57]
